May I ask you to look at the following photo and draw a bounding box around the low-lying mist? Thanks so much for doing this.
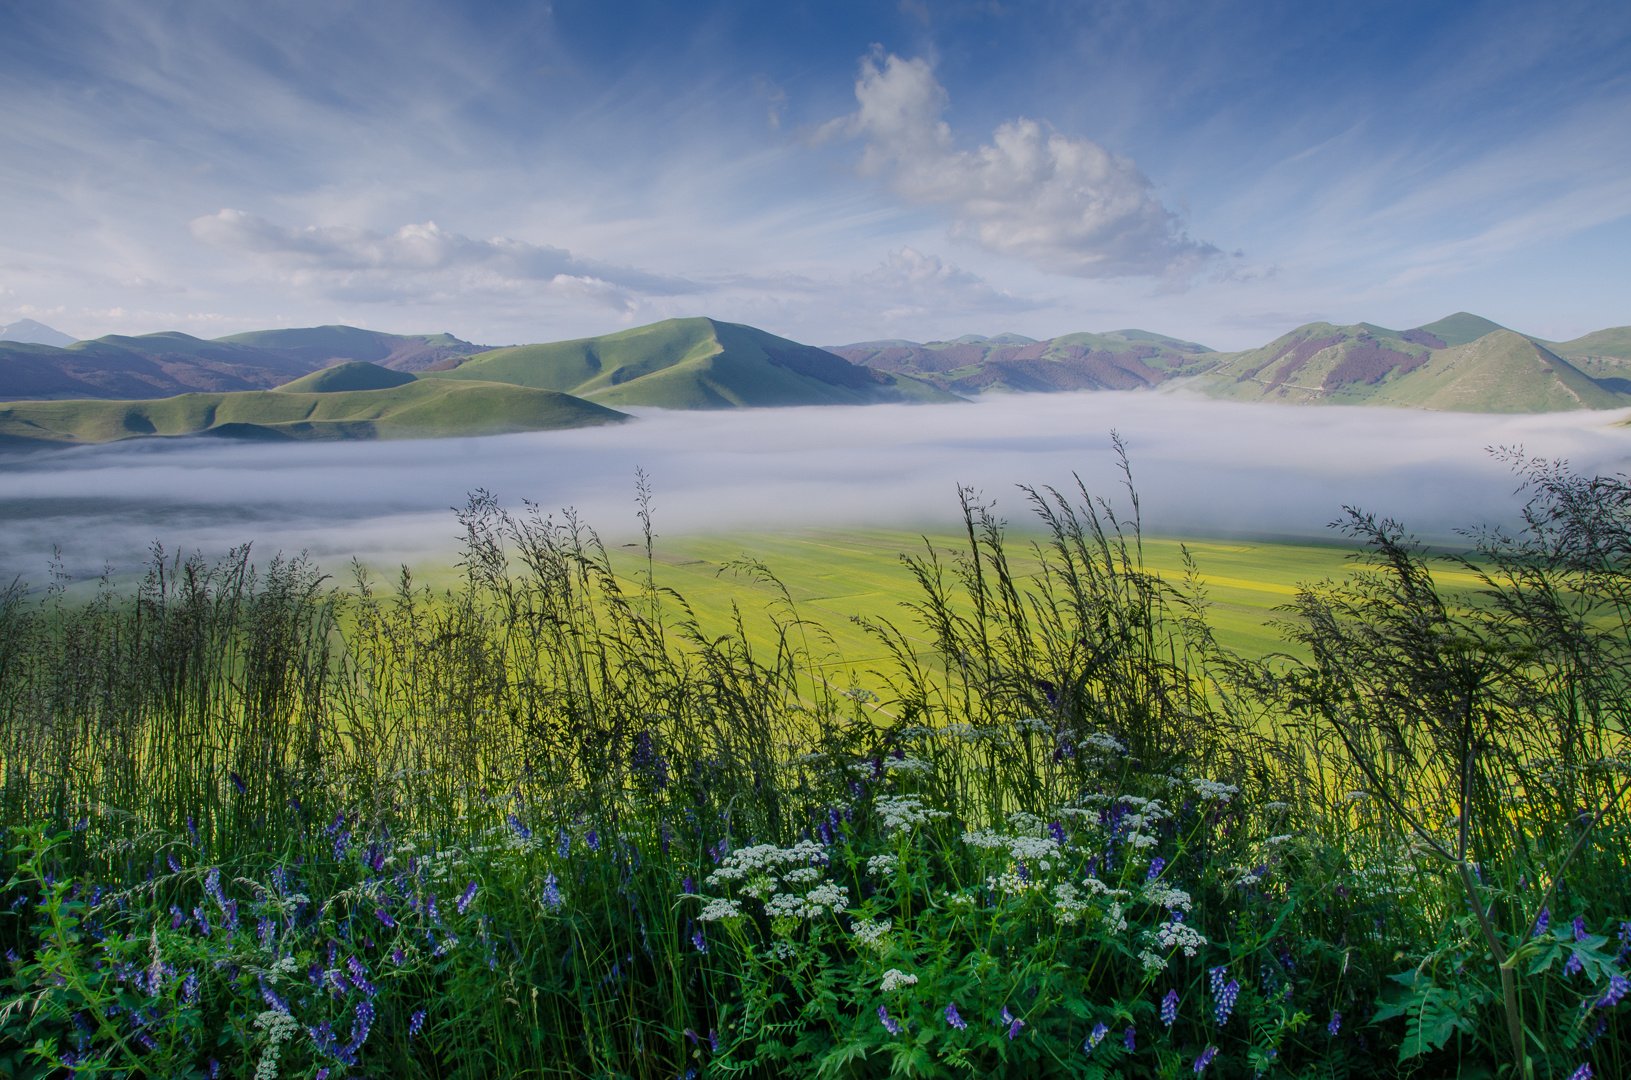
[3,392,1630,581]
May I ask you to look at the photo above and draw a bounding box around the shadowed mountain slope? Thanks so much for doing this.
[276,361,418,393]
[217,325,492,371]
[0,380,626,448]
[426,317,959,408]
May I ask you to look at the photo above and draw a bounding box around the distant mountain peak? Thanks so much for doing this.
[0,318,76,347]
[1415,312,1507,348]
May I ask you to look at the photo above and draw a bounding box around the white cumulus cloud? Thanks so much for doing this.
[822,52,1219,279]
[189,210,703,311]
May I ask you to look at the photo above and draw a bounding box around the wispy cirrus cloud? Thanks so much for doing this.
[820,52,1219,280]
[189,209,705,311]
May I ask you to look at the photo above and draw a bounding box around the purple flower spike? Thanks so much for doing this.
[692,929,708,953]
[1124,1026,1136,1052]
[1086,1022,1109,1051]
[1328,1010,1342,1036]
[944,1003,967,1030]
[587,829,601,852]
[409,1009,426,1039]
[457,881,478,914]
[542,872,563,911]
[1162,989,1180,1027]
[1214,980,1240,1026]
[1535,907,1551,937]
[878,1005,903,1036]
[1146,856,1167,881]
[1194,1045,1218,1074]
[1597,972,1629,1008]
[1565,951,1585,976]
[1575,915,1589,941]
[1568,1065,1592,1080]
[1007,1015,1026,1040]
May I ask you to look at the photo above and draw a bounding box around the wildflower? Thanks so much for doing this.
[1214,980,1240,1026]
[945,1003,967,1030]
[1566,951,1585,976]
[1146,856,1167,881]
[1086,1022,1109,1051]
[709,1030,720,1053]
[1328,1010,1342,1036]
[1535,907,1551,936]
[1575,915,1589,941]
[878,1005,903,1036]
[557,830,571,858]
[1162,990,1180,1027]
[1568,1065,1592,1080]
[698,897,741,921]
[1124,1026,1136,1052]
[682,876,695,894]
[1597,973,1629,1008]
[587,829,601,852]
[183,971,199,1006]
[508,814,531,841]
[1001,1007,1025,1040]
[1194,1045,1218,1074]
[457,881,478,915]
[692,929,708,953]
[542,872,563,911]
[1049,821,1067,845]
[880,969,918,991]
[1209,966,1229,996]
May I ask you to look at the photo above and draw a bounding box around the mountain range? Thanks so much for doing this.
[1,311,1627,450]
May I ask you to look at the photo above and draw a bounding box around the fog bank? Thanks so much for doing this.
[3,393,1630,581]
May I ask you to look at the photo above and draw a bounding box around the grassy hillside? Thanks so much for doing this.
[275,360,418,393]
[1195,317,1631,412]
[0,379,626,447]
[426,317,960,408]
[831,328,1219,394]
[218,324,491,371]
[0,333,320,400]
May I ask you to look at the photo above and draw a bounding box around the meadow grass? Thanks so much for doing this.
[1,456,1629,1080]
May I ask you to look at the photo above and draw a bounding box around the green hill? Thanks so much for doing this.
[830,328,1218,394]
[1414,312,1508,347]
[424,317,959,408]
[276,361,418,393]
[217,325,490,371]
[0,380,626,448]
[1194,319,1630,412]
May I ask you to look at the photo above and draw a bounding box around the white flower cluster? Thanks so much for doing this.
[1080,877,1131,899]
[705,840,827,889]
[697,898,743,922]
[252,1008,300,1080]
[851,918,893,953]
[883,757,933,774]
[1078,731,1126,756]
[1148,919,1209,956]
[1190,778,1240,803]
[763,882,850,919]
[1051,882,1091,924]
[1141,883,1194,913]
[880,968,919,991]
[1263,834,1295,847]
[866,854,899,878]
[1105,901,1128,933]
[987,869,1045,896]
[961,830,1061,870]
[782,866,821,885]
[1138,949,1169,973]
[875,796,949,831]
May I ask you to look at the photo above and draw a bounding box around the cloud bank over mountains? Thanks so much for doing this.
[824,53,1219,280]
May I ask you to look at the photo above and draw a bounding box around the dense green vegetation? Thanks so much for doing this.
[0,379,627,447]
[2,453,1629,1079]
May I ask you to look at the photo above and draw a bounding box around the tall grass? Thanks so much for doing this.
[1,450,1628,1079]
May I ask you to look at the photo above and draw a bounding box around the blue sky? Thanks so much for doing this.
[2,0,1628,349]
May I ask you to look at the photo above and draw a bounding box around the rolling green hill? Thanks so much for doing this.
[217,325,491,371]
[275,361,418,393]
[1193,317,1630,412]
[425,317,960,408]
[0,379,626,448]
[828,328,1219,394]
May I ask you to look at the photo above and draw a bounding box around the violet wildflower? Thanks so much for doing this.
[183,971,199,1005]
[230,771,246,795]
[1566,951,1585,976]
[348,956,376,997]
[1327,1010,1342,1036]
[1147,856,1166,881]
[1209,966,1229,996]
[1049,821,1067,845]
[945,1003,967,1030]
[542,872,563,911]
[375,906,395,928]
[557,830,571,858]
[1086,1022,1108,1051]
[457,881,478,914]
[167,853,182,874]
[1005,1011,1026,1040]
[1124,1026,1136,1052]
[1194,1045,1218,1074]
[1576,915,1589,941]
[1162,989,1180,1027]
[1535,907,1551,936]
[879,1005,903,1036]
[682,876,695,894]
[1597,973,1629,1008]
[692,928,708,953]
[587,829,601,852]
[409,1009,426,1039]
[508,814,532,841]
[1568,1065,1592,1080]
[1214,980,1240,1026]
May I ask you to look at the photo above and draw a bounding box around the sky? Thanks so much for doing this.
[2,0,1629,351]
